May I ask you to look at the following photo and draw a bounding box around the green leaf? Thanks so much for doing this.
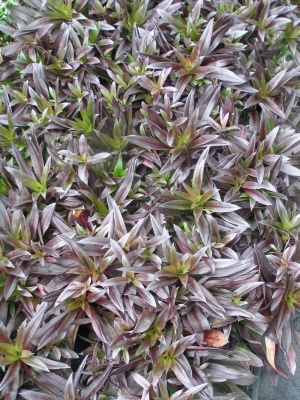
[0,354,19,366]
[0,342,18,356]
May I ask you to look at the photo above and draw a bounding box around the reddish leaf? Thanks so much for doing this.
[203,329,228,347]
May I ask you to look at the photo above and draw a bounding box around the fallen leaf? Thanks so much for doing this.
[203,329,228,347]
[265,337,276,370]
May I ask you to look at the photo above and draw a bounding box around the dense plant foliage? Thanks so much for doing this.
[0,0,300,398]
[0,0,19,43]
[0,0,19,24]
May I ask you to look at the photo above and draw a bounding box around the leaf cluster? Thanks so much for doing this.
[0,0,299,399]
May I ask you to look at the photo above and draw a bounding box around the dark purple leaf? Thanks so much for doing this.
[40,204,56,235]
[33,62,49,100]
[81,363,114,400]
[132,309,156,333]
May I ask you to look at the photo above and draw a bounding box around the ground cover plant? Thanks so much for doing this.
[0,0,299,398]
[0,0,19,43]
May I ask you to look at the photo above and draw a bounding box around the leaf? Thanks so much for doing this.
[203,329,228,347]
[74,355,88,394]
[192,159,206,193]
[260,98,286,118]
[187,277,206,302]
[205,201,240,213]
[234,282,264,298]
[267,67,300,95]
[281,163,300,177]
[263,126,280,153]
[114,172,134,204]
[81,363,114,400]
[0,323,11,344]
[237,347,263,368]
[5,167,43,193]
[88,307,108,343]
[171,335,196,358]
[27,371,67,398]
[21,356,50,372]
[27,204,38,243]
[195,66,245,84]
[171,359,192,386]
[254,246,275,282]
[25,137,44,178]
[4,275,18,300]
[197,85,221,124]
[156,200,192,213]
[20,391,57,400]
[0,343,17,355]
[2,42,25,56]
[202,362,256,384]
[109,239,129,266]
[0,354,18,367]
[40,204,56,235]
[132,309,157,333]
[12,145,34,178]
[132,372,151,390]
[286,344,296,375]
[124,135,170,150]
[33,62,49,100]
[174,75,190,102]
[0,24,17,36]
[61,236,96,273]
[0,361,20,392]
[191,19,214,61]
[37,356,70,370]
[23,303,48,349]
[177,384,208,400]
[265,337,277,370]
[243,189,272,206]
[41,156,51,189]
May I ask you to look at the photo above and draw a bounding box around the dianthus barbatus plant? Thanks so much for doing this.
[0,0,299,399]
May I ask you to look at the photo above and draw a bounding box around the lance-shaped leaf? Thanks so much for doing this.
[124,135,171,150]
[205,201,241,213]
[175,384,208,400]
[191,19,214,60]
[5,167,46,195]
[35,357,70,370]
[23,302,48,349]
[132,372,151,390]
[40,203,56,235]
[21,356,50,372]
[195,66,245,84]
[61,236,97,275]
[12,145,35,178]
[0,361,20,392]
[81,363,114,400]
[20,391,57,400]
[132,309,157,333]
